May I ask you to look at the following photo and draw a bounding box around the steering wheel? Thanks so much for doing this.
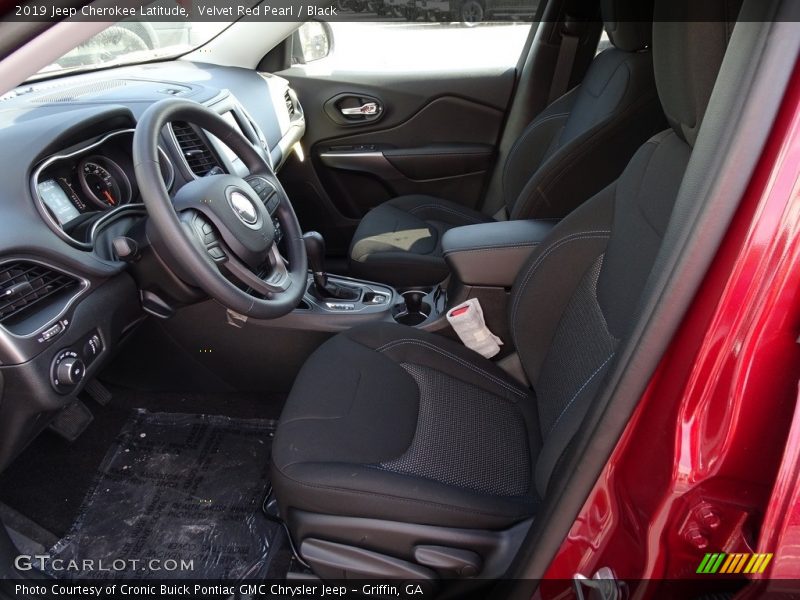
[133,98,307,319]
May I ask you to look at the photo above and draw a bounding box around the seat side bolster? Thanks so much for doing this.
[509,184,616,387]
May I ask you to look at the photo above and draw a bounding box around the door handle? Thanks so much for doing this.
[341,102,380,116]
[324,93,385,126]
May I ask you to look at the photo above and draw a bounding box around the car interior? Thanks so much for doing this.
[0,0,796,595]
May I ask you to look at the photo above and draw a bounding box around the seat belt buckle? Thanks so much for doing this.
[446,299,503,358]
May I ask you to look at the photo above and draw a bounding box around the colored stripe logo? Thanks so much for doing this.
[696,553,773,574]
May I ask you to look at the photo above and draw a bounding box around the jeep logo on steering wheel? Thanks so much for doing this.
[229,191,258,226]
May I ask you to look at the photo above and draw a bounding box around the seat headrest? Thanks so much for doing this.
[601,0,654,52]
[653,0,743,147]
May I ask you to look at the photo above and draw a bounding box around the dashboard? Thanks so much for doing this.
[13,64,305,251]
[0,59,306,471]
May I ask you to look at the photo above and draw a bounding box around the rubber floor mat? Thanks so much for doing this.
[46,410,280,580]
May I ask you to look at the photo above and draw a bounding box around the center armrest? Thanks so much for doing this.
[442,220,556,287]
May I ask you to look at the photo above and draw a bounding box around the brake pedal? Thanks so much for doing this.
[48,399,93,442]
[83,379,113,406]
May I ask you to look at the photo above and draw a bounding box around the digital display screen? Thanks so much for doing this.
[38,179,80,225]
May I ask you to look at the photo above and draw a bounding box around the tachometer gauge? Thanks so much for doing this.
[77,157,131,210]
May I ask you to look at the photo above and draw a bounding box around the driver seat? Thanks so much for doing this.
[271,0,736,581]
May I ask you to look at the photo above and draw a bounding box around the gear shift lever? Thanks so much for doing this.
[303,231,328,290]
[302,231,360,300]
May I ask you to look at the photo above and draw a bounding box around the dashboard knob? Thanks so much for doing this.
[56,357,85,386]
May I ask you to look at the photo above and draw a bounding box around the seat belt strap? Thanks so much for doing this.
[547,27,580,104]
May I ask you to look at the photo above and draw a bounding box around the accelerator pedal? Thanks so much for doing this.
[83,378,113,406]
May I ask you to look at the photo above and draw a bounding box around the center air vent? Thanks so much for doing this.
[171,121,220,177]
[0,261,80,326]
[285,90,296,117]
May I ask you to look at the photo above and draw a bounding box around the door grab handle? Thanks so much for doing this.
[341,102,380,116]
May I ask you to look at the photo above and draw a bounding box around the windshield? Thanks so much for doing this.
[34,21,231,79]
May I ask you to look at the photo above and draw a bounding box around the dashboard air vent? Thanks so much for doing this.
[285,90,295,117]
[171,121,220,177]
[0,261,80,326]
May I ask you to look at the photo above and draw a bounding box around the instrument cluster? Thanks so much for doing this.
[33,129,174,236]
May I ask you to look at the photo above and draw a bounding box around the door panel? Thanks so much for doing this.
[277,68,515,255]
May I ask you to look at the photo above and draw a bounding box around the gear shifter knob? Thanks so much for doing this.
[302,231,327,289]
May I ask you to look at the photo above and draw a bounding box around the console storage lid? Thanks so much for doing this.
[442,220,556,287]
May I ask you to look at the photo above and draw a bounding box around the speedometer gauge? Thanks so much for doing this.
[77,156,131,210]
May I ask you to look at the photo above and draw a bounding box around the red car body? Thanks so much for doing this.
[540,61,800,595]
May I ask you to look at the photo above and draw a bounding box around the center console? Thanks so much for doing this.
[289,220,556,335]
[284,231,447,331]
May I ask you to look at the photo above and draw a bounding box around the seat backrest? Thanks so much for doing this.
[508,0,742,497]
[499,0,665,222]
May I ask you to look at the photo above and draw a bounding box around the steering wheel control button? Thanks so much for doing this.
[246,176,277,205]
[208,246,226,261]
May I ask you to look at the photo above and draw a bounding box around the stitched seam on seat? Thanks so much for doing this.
[442,242,540,256]
[407,204,485,224]
[272,459,534,519]
[502,112,571,206]
[376,339,528,399]
[581,53,632,100]
[510,232,611,335]
[511,93,659,219]
[279,370,363,426]
[546,352,615,436]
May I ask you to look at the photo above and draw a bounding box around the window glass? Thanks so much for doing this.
[35,21,231,78]
[318,18,536,72]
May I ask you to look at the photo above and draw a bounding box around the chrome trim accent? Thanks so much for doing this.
[303,276,394,314]
[159,144,175,191]
[341,102,380,116]
[78,155,133,210]
[318,151,384,159]
[229,191,259,227]
[31,128,175,250]
[0,257,90,341]
[88,205,148,244]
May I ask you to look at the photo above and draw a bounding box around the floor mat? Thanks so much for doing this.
[46,410,280,580]
[0,388,284,537]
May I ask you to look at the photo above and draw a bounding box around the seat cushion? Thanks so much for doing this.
[349,195,491,288]
[271,322,541,530]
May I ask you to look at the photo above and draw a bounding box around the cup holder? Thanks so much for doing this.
[393,290,432,326]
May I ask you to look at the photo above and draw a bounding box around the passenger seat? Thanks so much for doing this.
[349,0,666,288]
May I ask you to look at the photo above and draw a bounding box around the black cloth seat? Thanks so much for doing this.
[272,0,739,579]
[349,0,666,288]
[271,322,540,530]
